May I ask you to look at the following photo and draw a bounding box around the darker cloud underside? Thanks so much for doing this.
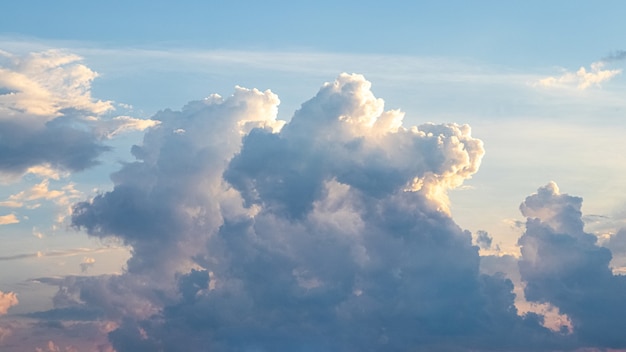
[518,182,626,348]
[62,74,626,351]
[0,114,109,176]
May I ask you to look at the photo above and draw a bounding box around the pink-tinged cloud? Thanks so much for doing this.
[0,291,18,315]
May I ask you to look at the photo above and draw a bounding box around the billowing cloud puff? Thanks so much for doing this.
[536,61,621,89]
[0,291,18,315]
[0,50,158,181]
[67,73,567,351]
[518,183,626,348]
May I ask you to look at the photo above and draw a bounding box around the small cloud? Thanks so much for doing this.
[80,257,96,272]
[601,50,626,63]
[0,213,19,225]
[0,179,83,223]
[92,115,160,139]
[0,199,23,208]
[33,227,45,239]
[26,164,69,180]
[535,61,621,90]
[0,290,18,315]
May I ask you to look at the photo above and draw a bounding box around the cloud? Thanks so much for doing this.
[0,320,115,352]
[603,228,626,256]
[0,246,120,262]
[0,291,18,315]
[67,73,568,351]
[475,230,494,250]
[0,49,112,116]
[536,62,621,89]
[0,213,19,225]
[79,257,96,272]
[0,50,159,181]
[91,115,161,139]
[601,50,626,63]
[518,183,626,348]
[1,179,64,206]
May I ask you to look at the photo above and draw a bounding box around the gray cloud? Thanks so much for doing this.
[0,50,158,181]
[475,230,494,250]
[604,228,626,256]
[518,182,626,348]
[66,73,569,351]
[601,50,626,63]
[0,115,110,178]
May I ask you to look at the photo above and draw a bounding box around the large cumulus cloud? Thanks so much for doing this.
[68,73,561,351]
[518,182,626,348]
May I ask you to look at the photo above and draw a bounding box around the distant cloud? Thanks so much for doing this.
[0,178,83,225]
[604,228,626,255]
[79,257,96,272]
[0,246,119,262]
[475,230,494,249]
[601,50,626,63]
[536,62,621,89]
[518,182,626,347]
[0,213,19,225]
[0,319,115,352]
[0,50,159,182]
[92,115,160,139]
[0,291,18,315]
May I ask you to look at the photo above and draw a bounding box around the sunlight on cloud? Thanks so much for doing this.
[0,291,18,315]
[0,213,19,225]
[536,61,621,89]
[0,49,112,117]
[65,73,563,352]
[91,115,161,139]
[0,179,82,224]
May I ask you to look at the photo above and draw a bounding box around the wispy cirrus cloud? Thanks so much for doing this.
[0,246,120,262]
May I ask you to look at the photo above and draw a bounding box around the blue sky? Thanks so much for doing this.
[2,1,626,351]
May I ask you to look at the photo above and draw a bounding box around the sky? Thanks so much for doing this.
[2,1,626,351]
